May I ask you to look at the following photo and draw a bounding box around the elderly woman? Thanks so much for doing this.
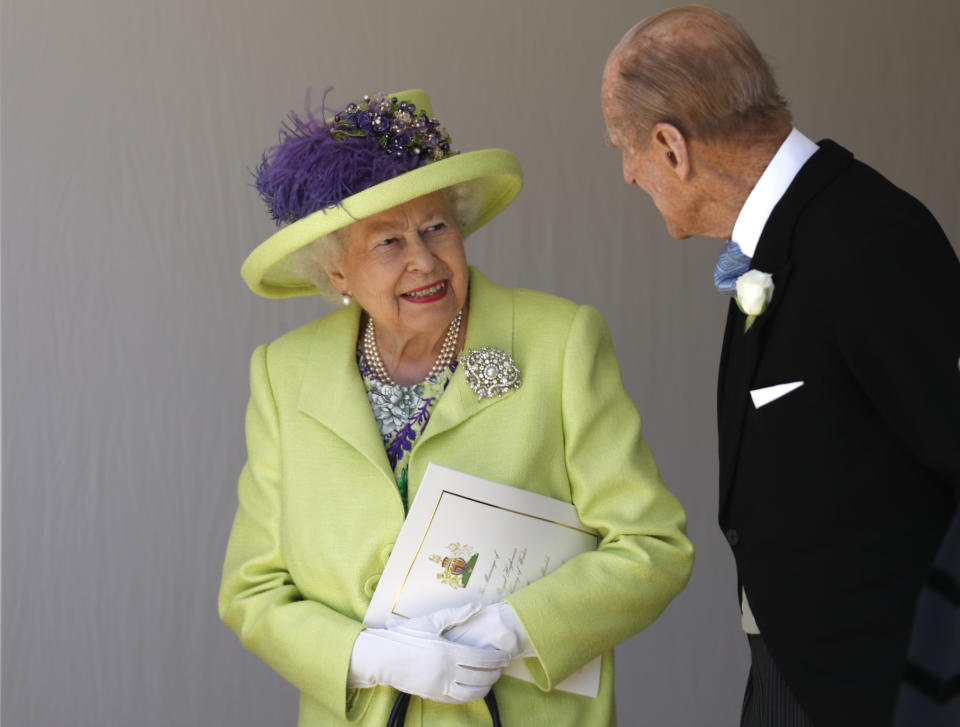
[219,89,693,727]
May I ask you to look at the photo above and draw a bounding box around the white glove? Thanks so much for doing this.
[347,627,510,704]
[387,601,536,660]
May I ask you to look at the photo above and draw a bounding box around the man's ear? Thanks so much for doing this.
[651,122,690,180]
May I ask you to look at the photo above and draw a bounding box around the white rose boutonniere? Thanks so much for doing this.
[735,269,774,332]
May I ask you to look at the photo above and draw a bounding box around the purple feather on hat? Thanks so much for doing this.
[254,89,432,226]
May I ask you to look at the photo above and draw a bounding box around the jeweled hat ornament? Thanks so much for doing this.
[242,89,523,298]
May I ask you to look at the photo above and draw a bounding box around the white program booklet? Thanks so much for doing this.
[364,462,602,697]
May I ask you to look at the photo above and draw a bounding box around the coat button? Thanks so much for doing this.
[725,529,740,546]
[362,574,382,597]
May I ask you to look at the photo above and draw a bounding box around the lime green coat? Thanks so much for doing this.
[219,268,694,726]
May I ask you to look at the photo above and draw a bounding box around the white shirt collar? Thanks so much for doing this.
[730,128,819,258]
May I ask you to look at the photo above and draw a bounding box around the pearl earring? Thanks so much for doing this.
[341,294,352,306]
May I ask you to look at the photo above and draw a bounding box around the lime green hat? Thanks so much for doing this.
[242,89,523,298]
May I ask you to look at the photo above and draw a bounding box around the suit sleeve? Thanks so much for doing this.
[505,304,695,689]
[218,344,366,720]
[836,213,960,491]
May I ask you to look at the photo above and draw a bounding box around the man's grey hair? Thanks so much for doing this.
[608,5,791,146]
[291,183,479,301]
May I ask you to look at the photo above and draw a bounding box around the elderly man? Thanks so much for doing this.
[602,5,960,726]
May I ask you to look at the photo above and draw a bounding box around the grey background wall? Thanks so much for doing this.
[3,0,958,724]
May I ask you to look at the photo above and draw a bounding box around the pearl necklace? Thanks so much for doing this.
[363,310,463,386]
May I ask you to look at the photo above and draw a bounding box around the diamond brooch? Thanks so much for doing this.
[461,346,522,401]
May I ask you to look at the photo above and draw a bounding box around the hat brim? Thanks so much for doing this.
[241,148,523,298]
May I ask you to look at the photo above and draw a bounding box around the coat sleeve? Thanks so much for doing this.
[505,304,695,689]
[836,212,960,491]
[218,344,366,720]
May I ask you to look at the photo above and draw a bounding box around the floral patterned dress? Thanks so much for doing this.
[358,349,458,512]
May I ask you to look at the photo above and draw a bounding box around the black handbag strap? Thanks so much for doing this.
[386,691,503,727]
[386,692,411,727]
[484,691,502,725]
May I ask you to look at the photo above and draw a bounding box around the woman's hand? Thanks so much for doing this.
[347,627,509,704]
[387,602,536,661]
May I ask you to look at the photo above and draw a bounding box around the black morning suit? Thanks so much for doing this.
[717,140,960,726]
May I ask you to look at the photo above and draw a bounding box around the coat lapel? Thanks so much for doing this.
[297,304,395,481]
[718,141,854,517]
[414,267,518,453]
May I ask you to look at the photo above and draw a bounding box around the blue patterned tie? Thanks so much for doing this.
[714,240,752,295]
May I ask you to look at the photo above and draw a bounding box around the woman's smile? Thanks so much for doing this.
[401,280,448,303]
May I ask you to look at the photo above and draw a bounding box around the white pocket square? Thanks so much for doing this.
[750,381,804,409]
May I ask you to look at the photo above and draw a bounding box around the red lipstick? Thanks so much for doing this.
[401,280,448,303]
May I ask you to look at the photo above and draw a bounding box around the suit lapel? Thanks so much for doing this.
[297,304,394,481]
[718,141,854,517]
